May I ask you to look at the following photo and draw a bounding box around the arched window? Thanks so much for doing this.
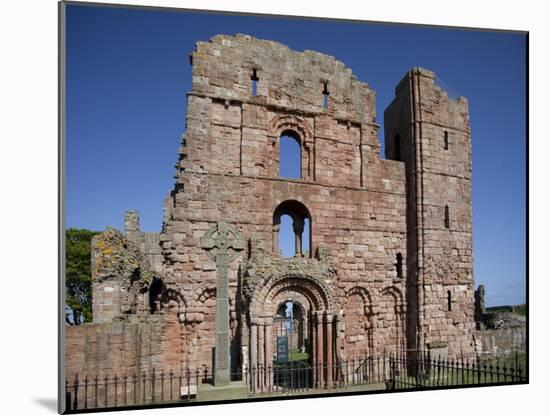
[444,205,450,229]
[396,252,403,278]
[444,131,449,150]
[447,290,452,311]
[393,133,402,162]
[279,130,301,179]
[251,68,259,96]
[273,200,312,258]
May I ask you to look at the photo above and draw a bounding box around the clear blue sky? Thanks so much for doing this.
[66,5,526,306]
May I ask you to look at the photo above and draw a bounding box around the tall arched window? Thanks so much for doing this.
[279,130,301,179]
[273,200,311,258]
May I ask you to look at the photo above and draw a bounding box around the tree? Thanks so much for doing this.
[66,228,99,324]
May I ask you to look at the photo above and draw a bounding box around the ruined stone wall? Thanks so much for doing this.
[476,327,526,358]
[65,313,183,379]
[384,68,475,357]
[160,35,412,367]
[124,210,163,274]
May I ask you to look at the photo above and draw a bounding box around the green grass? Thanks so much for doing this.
[392,353,527,389]
[289,350,309,361]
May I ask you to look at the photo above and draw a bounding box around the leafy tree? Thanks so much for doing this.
[66,228,99,324]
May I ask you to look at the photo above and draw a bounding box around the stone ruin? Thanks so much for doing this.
[474,285,526,358]
[66,34,477,386]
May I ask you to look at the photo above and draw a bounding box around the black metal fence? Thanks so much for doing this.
[387,351,526,390]
[65,352,526,412]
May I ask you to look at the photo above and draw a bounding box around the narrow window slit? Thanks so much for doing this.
[322,82,329,109]
[447,290,452,311]
[251,69,259,96]
[396,252,403,278]
[444,131,449,150]
[444,204,450,229]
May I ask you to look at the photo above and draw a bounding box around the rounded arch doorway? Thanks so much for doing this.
[248,273,335,390]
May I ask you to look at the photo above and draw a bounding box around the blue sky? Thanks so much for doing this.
[66,5,526,306]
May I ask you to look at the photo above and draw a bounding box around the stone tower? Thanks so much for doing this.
[384,68,475,357]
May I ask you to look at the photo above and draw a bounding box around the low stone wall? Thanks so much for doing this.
[476,326,526,358]
[65,312,183,380]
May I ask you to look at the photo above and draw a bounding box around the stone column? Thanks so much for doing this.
[293,216,304,256]
[265,320,273,390]
[326,313,334,386]
[316,312,325,386]
[273,223,280,255]
[258,323,265,390]
[250,324,258,389]
[311,313,317,386]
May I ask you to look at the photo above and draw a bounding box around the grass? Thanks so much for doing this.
[289,350,309,361]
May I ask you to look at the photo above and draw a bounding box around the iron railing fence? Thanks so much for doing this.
[65,352,526,412]
[387,351,526,390]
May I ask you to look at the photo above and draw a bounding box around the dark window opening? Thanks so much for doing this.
[279,130,301,179]
[447,290,452,311]
[396,252,403,278]
[251,69,259,96]
[444,205,450,229]
[444,131,449,150]
[149,278,164,314]
[322,82,329,109]
[273,200,312,258]
[394,133,402,161]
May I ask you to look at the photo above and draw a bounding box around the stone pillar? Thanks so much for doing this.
[316,312,325,386]
[326,313,334,385]
[273,223,280,255]
[250,324,258,388]
[124,210,140,242]
[293,216,305,256]
[258,323,265,390]
[265,320,273,390]
[311,313,317,386]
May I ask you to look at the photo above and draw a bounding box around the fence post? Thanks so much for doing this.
[142,373,146,404]
[104,373,109,408]
[84,375,88,410]
[133,373,137,405]
[169,370,174,401]
[114,374,118,407]
[95,374,99,408]
[160,370,165,402]
[123,373,128,406]
[73,373,79,411]
[151,369,156,403]
[186,367,191,400]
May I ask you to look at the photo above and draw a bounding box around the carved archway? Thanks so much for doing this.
[248,272,335,388]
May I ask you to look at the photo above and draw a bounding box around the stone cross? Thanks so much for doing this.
[201,221,245,385]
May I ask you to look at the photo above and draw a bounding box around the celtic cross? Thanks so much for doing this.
[200,221,244,386]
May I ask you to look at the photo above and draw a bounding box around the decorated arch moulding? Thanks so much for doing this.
[249,272,333,317]
[380,285,406,314]
[271,290,311,316]
[264,284,317,316]
[341,284,378,316]
[268,114,314,148]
